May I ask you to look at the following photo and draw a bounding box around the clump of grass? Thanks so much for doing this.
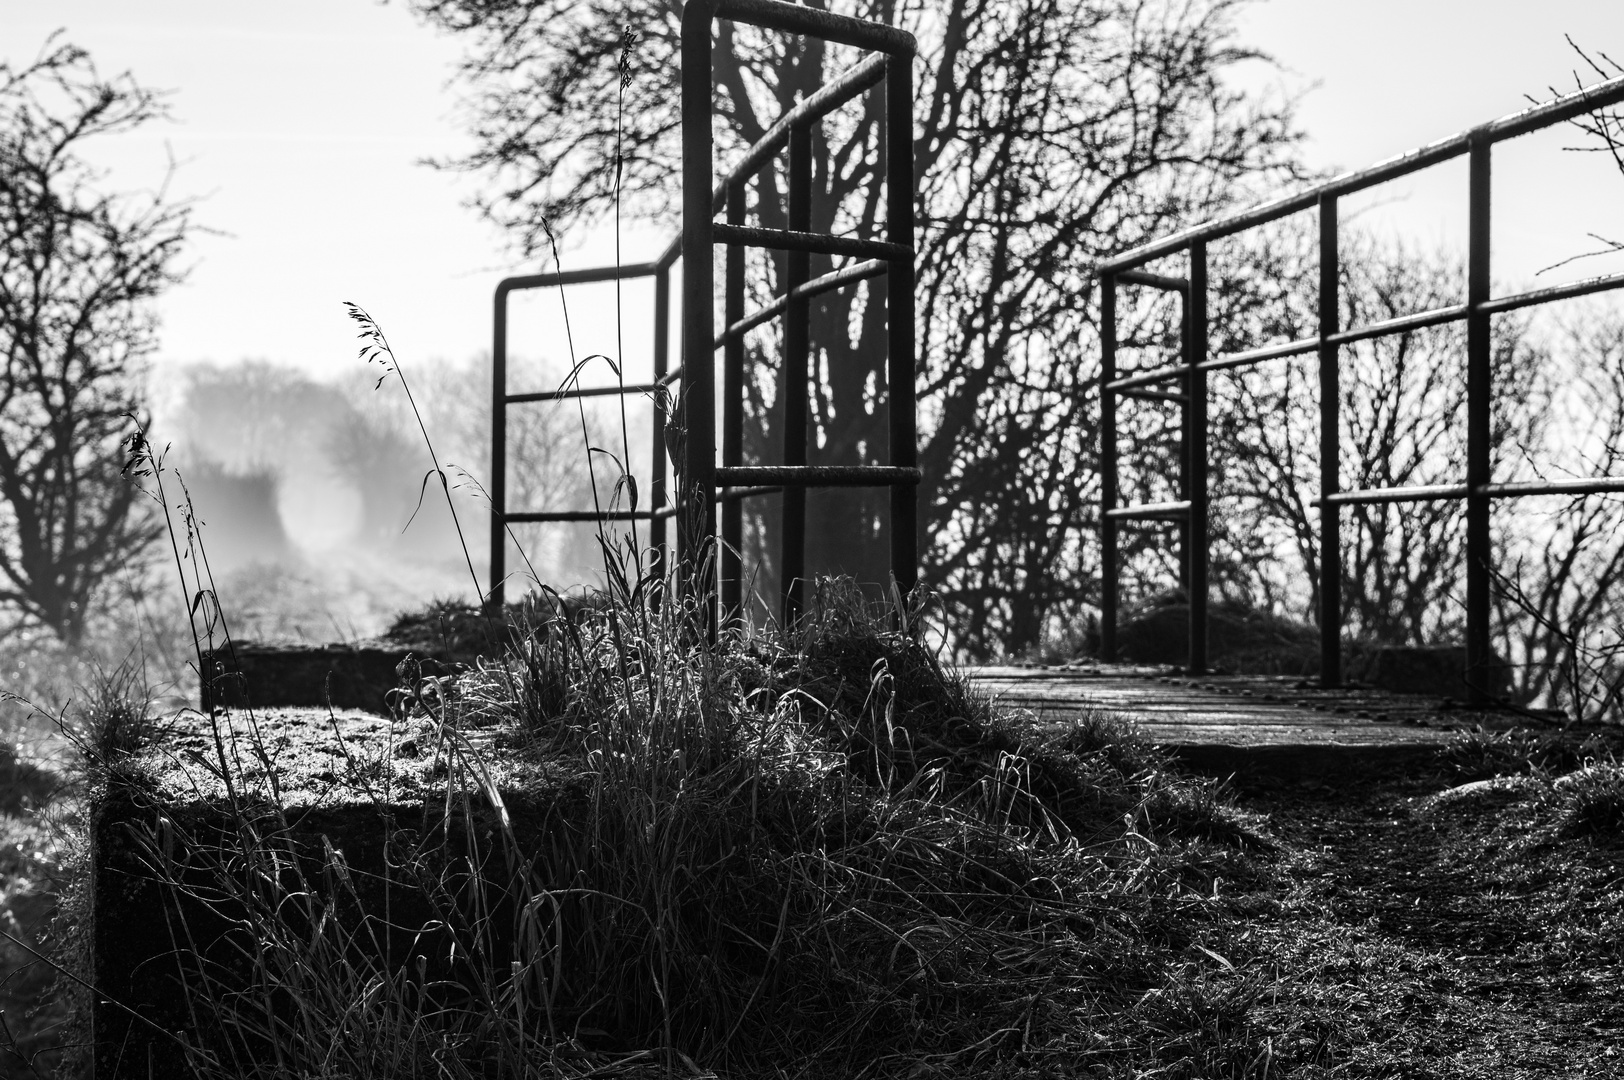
[1436,724,1622,781]
[106,556,1279,1079]
[1555,762,1624,839]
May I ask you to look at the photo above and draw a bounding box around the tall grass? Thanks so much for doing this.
[106,567,1271,1079]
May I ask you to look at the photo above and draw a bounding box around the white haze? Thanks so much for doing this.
[150,354,655,642]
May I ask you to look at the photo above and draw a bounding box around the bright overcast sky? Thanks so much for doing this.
[2,0,1622,383]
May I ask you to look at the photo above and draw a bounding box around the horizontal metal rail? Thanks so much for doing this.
[1102,73,1624,272]
[506,484,792,524]
[1121,388,1188,404]
[506,507,678,523]
[718,259,888,344]
[496,262,660,295]
[1117,269,1188,292]
[714,0,916,54]
[507,381,662,404]
[713,222,911,261]
[1479,268,1624,316]
[1319,483,1468,507]
[1483,477,1624,497]
[726,55,890,189]
[1317,476,1624,506]
[715,465,922,487]
[1105,500,1191,521]
[720,484,782,501]
[1107,270,1624,392]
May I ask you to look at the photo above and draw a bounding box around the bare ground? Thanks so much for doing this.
[1210,735,1624,1079]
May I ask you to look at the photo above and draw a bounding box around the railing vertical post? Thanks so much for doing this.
[1466,130,1494,702]
[1318,193,1342,687]
[1099,273,1118,662]
[488,285,509,616]
[651,266,670,583]
[780,123,812,626]
[1187,241,1209,674]
[1178,284,1191,596]
[681,2,717,636]
[722,182,746,624]
[885,51,918,602]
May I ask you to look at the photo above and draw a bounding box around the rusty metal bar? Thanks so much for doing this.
[1480,477,1624,497]
[719,465,921,486]
[1178,276,1191,596]
[508,509,670,523]
[1102,74,1624,273]
[1187,240,1209,675]
[1100,273,1119,661]
[1108,271,1624,398]
[712,223,910,261]
[488,280,510,614]
[1123,388,1188,404]
[719,258,888,344]
[1331,304,1469,347]
[498,263,660,292]
[726,54,889,187]
[720,484,783,501]
[781,123,813,625]
[722,181,747,623]
[651,267,670,579]
[1466,131,1493,704]
[1107,336,1319,391]
[681,0,717,634]
[1318,193,1342,688]
[1105,500,1191,521]
[1318,483,1470,506]
[1479,269,1624,316]
[506,382,661,404]
[1108,302,1469,393]
[887,52,919,603]
[714,0,916,54]
[1118,269,1188,292]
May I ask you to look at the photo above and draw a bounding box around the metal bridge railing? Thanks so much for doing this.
[681,0,919,633]
[1099,72,1624,703]
[487,237,681,615]
[489,0,918,633]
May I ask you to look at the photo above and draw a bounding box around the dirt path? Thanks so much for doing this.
[1224,758,1624,1078]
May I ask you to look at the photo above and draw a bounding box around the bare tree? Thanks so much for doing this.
[1490,312,1624,717]
[0,38,188,643]
[413,0,1302,654]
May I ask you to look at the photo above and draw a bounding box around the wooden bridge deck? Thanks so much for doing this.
[968,664,1527,777]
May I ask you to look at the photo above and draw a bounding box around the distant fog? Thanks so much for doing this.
[150,357,652,642]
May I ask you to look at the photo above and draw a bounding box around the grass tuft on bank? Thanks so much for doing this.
[84,577,1284,1080]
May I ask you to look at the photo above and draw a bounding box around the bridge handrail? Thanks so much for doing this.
[1102,73,1624,273]
[1098,70,1624,702]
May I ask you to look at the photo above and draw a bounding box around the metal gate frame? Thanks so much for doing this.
[681,0,919,633]
[1099,73,1624,702]
[487,238,681,616]
[488,0,919,633]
